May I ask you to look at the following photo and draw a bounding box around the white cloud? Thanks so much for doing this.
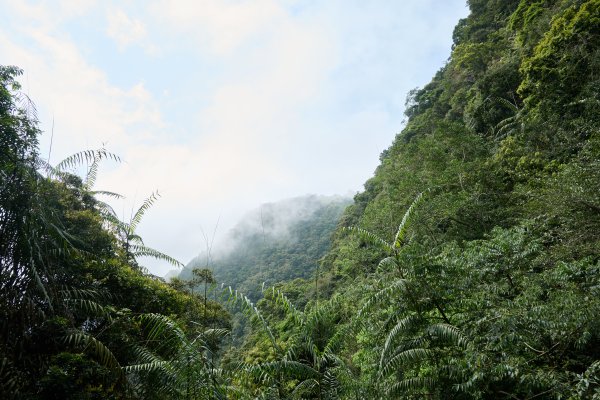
[150,0,285,54]
[106,8,147,50]
[0,0,468,275]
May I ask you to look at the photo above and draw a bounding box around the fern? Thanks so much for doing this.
[387,377,436,396]
[52,148,120,175]
[130,191,159,233]
[380,315,422,365]
[380,348,433,377]
[426,323,467,347]
[357,278,410,320]
[289,378,319,399]
[393,190,426,249]
[225,287,282,354]
[343,226,394,254]
[65,332,122,370]
[130,244,183,267]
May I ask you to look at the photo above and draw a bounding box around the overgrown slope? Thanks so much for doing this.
[311,0,600,397]
[236,1,600,398]
[182,195,351,301]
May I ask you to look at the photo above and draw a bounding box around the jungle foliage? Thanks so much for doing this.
[2,0,600,398]
[0,67,230,399]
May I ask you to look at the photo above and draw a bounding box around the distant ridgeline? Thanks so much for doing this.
[179,195,351,301]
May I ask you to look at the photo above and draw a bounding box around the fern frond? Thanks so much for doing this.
[84,157,99,189]
[53,148,120,173]
[190,328,230,350]
[0,358,22,396]
[130,191,159,232]
[377,256,398,272]
[290,378,319,399]
[130,244,183,267]
[323,324,352,357]
[380,348,433,377]
[393,191,426,250]
[225,288,282,354]
[387,377,436,395]
[136,313,187,351]
[125,360,171,374]
[357,279,410,320]
[65,299,113,320]
[343,226,393,253]
[247,360,320,381]
[65,332,121,370]
[426,323,467,347]
[91,190,124,199]
[380,315,422,364]
[269,286,304,325]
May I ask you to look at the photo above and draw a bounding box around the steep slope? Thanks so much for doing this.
[232,1,600,398]
[311,0,600,397]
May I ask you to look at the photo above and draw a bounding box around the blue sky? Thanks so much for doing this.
[0,0,468,275]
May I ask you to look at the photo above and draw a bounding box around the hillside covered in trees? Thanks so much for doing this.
[2,0,600,398]
[180,195,350,301]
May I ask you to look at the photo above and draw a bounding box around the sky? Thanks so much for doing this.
[0,0,468,276]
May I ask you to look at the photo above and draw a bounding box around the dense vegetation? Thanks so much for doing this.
[181,195,350,301]
[2,0,600,398]
[0,66,230,398]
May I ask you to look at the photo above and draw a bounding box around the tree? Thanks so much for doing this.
[103,192,183,270]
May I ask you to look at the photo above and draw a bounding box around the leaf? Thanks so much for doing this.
[130,191,159,233]
[65,332,122,371]
[393,190,426,250]
[131,244,183,267]
[426,323,467,347]
[380,348,433,377]
[357,279,410,320]
[343,226,394,254]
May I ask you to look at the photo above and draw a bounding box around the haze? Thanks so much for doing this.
[0,0,468,276]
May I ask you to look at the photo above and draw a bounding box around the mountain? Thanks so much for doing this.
[300,0,600,396]
[181,194,351,301]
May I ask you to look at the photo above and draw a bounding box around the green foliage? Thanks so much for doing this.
[0,66,229,398]
[4,0,600,396]
[183,196,350,302]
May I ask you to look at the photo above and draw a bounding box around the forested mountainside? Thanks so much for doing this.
[233,0,600,398]
[1,0,600,398]
[180,195,350,302]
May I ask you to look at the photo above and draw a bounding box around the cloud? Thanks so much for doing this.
[106,8,147,50]
[0,0,468,275]
[149,0,285,54]
[0,3,164,163]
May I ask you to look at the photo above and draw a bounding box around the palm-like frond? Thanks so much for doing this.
[65,332,122,370]
[130,244,183,267]
[357,278,410,320]
[225,287,282,354]
[380,315,422,367]
[269,286,304,325]
[130,191,159,233]
[289,378,319,399]
[387,377,436,396]
[393,191,426,249]
[84,157,100,189]
[493,97,524,139]
[426,323,467,347]
[343,226,394,253]
[247,360,320,382]
[377,256,398,272]
[65,299,113,320]
[52,148,120,176]
[91,190,124,199]
[380,348,433,377]
[137,313,187,349]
